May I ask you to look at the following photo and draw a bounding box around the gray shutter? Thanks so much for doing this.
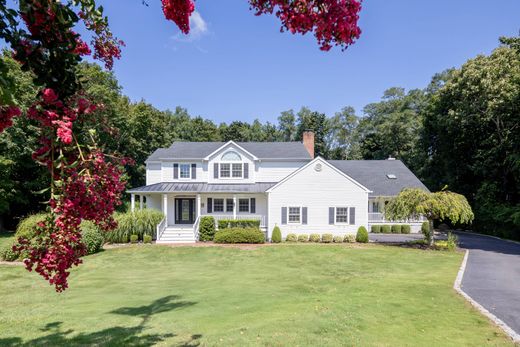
[173,163,179,179]
[302,207,308,225]
[281,207,287,225]
[191,163,196,179]
[214,163,219,179]
[244,163,249,179]
[250,198,256,213]
[349,207,356,225]
[207,198,213,213]
[329,207,335,225]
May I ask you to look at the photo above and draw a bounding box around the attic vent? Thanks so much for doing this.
[386,174,397,179]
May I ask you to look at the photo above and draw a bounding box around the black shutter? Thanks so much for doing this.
[329,207,335,225]
[173,163,179,179]
[349,207,356,225]
[207,198,213,213]
[302,207,308,225]
[214,163,219,179]
[250,198,256,213]
[191,163,196,179]
[244,163,249,179]
[281,207,287,225]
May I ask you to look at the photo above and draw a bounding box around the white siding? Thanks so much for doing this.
[146,163,162,185]
[255,161,308,182]
[268,159,369,239]
[207,145,256,184]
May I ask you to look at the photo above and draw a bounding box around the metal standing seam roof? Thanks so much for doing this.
[146,141,312,161]
[127,182,277,194]
[327,160,429,197]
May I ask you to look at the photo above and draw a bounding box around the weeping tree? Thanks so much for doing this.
[385,188,474,246]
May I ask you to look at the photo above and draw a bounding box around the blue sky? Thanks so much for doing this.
[7,1,520,123]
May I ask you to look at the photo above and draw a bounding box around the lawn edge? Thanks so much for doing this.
[454,249,520,344]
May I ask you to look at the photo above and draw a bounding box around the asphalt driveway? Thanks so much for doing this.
[456,232,520,337]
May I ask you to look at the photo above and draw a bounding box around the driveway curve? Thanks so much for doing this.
[456,232,520,337]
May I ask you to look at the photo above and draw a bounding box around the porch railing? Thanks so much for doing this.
[193,216,201,240]
[368,212,425,223]
[156,217,167,240]
[204,214,267,228]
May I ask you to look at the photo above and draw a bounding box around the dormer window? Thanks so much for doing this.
[214,150,249,179]
[221,151,241,161]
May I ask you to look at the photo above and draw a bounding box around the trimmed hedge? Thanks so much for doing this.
[15,213,47,240]
[401,225,411,234]
[81,221,104,255]
[356,226,369,243]
[214,228,265,244]
[105,209,164,243]
[333,235,343,243]
[286,233,297,242]
[309,233,321,243]
[130,234,138,243]
[218,219,261,230]
[381,225,391,234]
[344,234,356,243]
[271,226,282,243]
[421,221,430,238]
[321,233,333,243]
[371,225,381,233]
[298,234,309,242]
[143,234,153,244]
[391,225,402,234]
[199,216,216,241]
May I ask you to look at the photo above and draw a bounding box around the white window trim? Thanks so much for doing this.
[178,163,192,180]
[287,206,302,225]
[238,198,250,213]
[219,162,243,179]
[334,206,350,225]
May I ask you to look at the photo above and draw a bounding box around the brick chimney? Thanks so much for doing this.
[303,131,315,158]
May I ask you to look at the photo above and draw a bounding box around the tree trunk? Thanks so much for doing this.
[428,219,434,247]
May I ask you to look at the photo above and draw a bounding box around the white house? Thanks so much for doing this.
[128,132,428,243]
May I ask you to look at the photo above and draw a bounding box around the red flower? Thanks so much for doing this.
[42,88,58,104]
[0,106,21,133]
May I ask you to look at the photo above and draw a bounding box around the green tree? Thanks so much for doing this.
[220,121,252,142]
[278,110,297,141]
[295,107,329,158]
[327,106,359,159]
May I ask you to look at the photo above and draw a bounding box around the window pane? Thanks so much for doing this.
[239,199,249,212]
[220,163,230,178]
[288,207,300,223]
[180,164,191,178]
[221,151,242,161]
[336,207,348,223]
[213,199,224,212]
[226,199,233,212]
[232,163,242,178]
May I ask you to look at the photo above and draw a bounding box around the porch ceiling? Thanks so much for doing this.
[127,182,276,194]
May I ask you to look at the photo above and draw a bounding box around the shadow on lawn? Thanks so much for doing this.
[0,295,201,346]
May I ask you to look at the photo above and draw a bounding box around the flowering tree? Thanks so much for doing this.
[0,0,362,291]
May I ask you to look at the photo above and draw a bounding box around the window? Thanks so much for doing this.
[232,163,243,178]
[372,202,379,213]
[288,207,301,223]
[386,174,397,179]
[226,199,234,212]
[220,163,231,178]
[221,151,241,161]
[239,199,249,212]
[213,198,224,212]
[179,164,191,179]
[335,207,349,223]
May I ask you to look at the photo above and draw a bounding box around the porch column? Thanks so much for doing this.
[162,194,168,222]
[196,194,201,220]
[233,194,237,219]
[139,195,144,210]
[131,194,135,212]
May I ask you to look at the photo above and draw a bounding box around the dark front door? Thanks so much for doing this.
[175,198,195,224]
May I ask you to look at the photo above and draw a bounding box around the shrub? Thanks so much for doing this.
[381,225,391,234]
[371,225,381,233]
[344,234,356,243]
[321,233,333,243]
[421,221,431,240]
[143,234,153,244]
[271,226,282,243]
[298,234,309,242]
[434,235,457,251]
[309,233,321,243]
[81,221,104,255]
[105,209,164,243]
[286,233,298,242]
[391,225,402,234]
[130,234,138,244]
[0,243,18,262]
[15,213,48,240]
[401,225,411,234]
[356,226,369,243]
[214,228,265,244]
[333,235,343,243]
[218,219,261,230]
[199,216,216,241]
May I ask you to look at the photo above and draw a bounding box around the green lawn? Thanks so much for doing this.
[0,232,15,249]
[0,244,513,346]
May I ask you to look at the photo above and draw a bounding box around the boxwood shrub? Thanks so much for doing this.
[391,225,402,234]
[356,226,369,243]
[371,225,381,233]
[344,234,356,243]
[271,226,282,243]
[143,234,153,244]
[199,216,216,241]
[401,225,411,234]
[321,233,333,243]
[214,228,265,244]
[381,225,391,234]
[286,233,297,242]
[217,219,261,230]
[333,235,343,243]
[309,233,321,243]
[298,234,309,242]
[130,234,138,243]
[81,221,104,255]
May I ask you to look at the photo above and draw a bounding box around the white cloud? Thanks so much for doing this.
[172,11,209,43]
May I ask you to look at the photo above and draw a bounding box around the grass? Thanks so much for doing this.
[0,243,514,346]
[0,232,15,249]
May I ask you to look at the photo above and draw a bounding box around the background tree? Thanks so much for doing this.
[326,106,359,159]
[278,110,297,141]
[296,107,329,157]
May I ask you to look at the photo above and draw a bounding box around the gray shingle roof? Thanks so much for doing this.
[147,141,312,161]
[328,159,429,197]
[128,182,276,194]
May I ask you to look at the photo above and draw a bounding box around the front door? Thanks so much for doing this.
[175,198,195,224]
